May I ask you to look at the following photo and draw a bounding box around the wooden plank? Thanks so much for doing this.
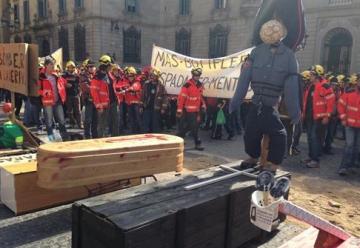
[75,166,233,210]
[226,186,262,248]
[37,134,184,189]
[1,162,141,214]
[278,227,318,248]
[76,166,287,218]
[80,208,124,248]
[124,215,176,248]
[73,165,290,248]
[178,196,228,248]
[38,148,182,188]
[72,204,82,248]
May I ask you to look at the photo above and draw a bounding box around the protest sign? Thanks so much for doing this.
[151,45,254,99]
[0,43,29,95]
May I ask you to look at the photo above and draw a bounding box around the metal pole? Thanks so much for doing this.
[184,166,258,191]
[10,92,16,122]
[219,165,258,179]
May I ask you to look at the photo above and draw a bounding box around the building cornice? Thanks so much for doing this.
[305,3,360,14]
[9,13,251,35]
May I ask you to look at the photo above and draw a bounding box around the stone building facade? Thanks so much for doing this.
[297,0,360,74]
[1,0,360,74]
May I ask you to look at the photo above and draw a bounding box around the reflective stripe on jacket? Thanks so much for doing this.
[90,79,110,109]
[303,78,335,120]
[177,79,205,113]
[38,73,67,106]
[338,89,360,128]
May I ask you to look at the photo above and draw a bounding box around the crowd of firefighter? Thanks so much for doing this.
[0,54,359,176]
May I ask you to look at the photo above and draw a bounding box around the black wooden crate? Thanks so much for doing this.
[72,165,290,248]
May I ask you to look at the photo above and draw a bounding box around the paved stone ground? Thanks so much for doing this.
[240,221,306,248]
[0,126,358,247]
[0,204,71,248]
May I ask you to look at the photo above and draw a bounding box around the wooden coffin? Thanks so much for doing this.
[0,162,141,214]
[72,163,290,248]
[37,134,184,189]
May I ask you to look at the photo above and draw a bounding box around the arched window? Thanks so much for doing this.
[175,28,191,56]
[59,26,69,62]
[123,26,141,63]
[24,33,32,43]
[209,24,229,58]
[14,35,22,43]
[322,28,353,74]
[74,24,86,61]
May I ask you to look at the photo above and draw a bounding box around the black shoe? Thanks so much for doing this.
[240,161,257,170]
[323,150,335,155]
[227,134,235,140]
[195,145,204,151]
[291,147,301,156]
[259,167,277,175]
[338,168,348,176]
[306,160,320,168]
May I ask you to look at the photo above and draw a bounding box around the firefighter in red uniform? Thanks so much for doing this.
[113,66,129,134]
[90,55,112,138]
[63,60,82,129]
[80,59,98,139]
[139,66,152,86]
[107,64,121,137]
[302,65,336,168]
[177,68,206,151]
[323,75,342,154]
[337,73,360,176]
[124,67,142,134]
[38,57,69,141]
[111,64,128,135]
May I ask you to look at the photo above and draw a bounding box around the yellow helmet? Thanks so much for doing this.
[191,67,203,76]
[99,55,112,65]
[310,65,325,76]
[301,70,311,81]
[325,71,333,79]
[150,67,161,77]
[337,74,346,83]
[66,60,76,69]
[349,73,359,85]
[82,59,89,67]
[125,66,137,75]
[328,75,335,82]
[111,64,121,72]
[38,58,44,68]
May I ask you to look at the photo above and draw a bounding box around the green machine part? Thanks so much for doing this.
[0,122,24,149]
